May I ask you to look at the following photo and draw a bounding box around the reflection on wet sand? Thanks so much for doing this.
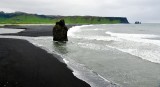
[52,41,69,54]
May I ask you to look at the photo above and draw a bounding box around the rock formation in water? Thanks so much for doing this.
[53,19,68,41]
[135,21,141,24]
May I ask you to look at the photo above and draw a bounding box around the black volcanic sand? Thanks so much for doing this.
[0,24,77,37]
[0,38,90,87]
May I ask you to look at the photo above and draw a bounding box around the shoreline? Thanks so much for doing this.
[0,24,121,87]
[0,24,79,37]
[0,38,91,87]
[0,24,92,87]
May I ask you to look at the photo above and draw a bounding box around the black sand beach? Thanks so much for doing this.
[0,25,91,87]
[1,25,76,37]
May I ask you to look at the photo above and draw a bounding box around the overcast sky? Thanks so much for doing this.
[0,0,160,23]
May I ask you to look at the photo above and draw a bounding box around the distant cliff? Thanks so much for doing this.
[0,11,129,24]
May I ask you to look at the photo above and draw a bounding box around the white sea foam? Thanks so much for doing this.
[68,25,93,37]
[105,31,160,64]
[69,30,121,42]
[68,26,122,42]
[106,31,160,46]
[106,31,160,39]
[93,28,105,31]
[81,36,122,42]
[63,58,69,64]
[72,35,117,41]
[77,42,109,51]
[106,44,160,63]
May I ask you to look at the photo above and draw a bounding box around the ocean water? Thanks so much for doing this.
[1,24,160,87]
[66,24,160,87]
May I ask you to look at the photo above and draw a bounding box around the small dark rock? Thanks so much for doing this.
[135,21,141,24]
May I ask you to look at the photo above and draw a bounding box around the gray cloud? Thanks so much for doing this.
[0,0,160,23]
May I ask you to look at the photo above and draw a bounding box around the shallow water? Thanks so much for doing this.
[0,28,24,34]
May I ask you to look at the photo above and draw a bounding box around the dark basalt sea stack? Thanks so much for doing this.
[135,21,141,24]
[53,19,68,41]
